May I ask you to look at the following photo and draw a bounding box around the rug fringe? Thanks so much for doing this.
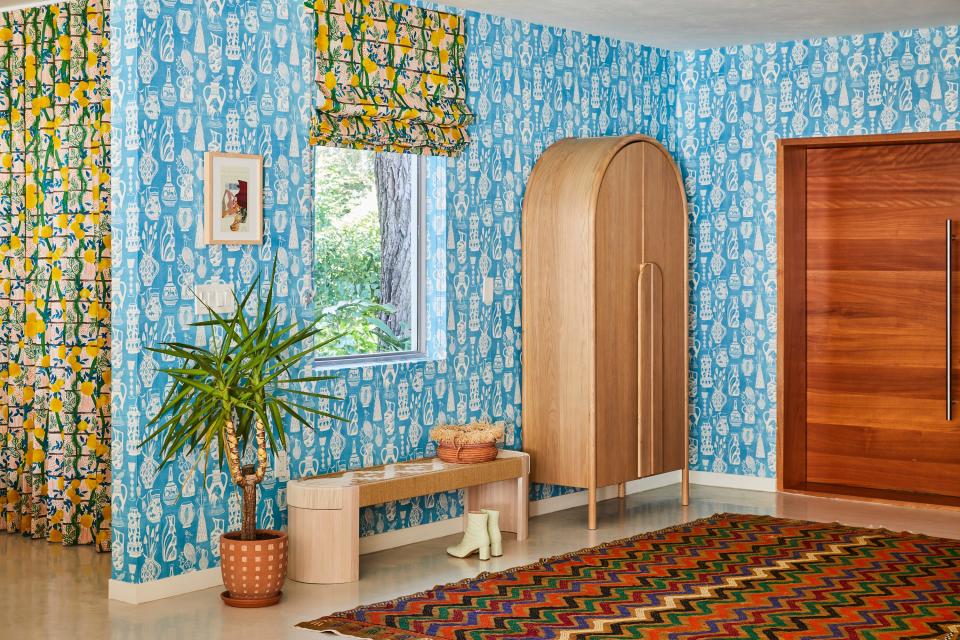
[297,616,439,639]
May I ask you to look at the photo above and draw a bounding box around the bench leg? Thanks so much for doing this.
[464,474,529,541]
[288,486,359,583]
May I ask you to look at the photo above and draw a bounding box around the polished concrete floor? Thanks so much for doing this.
[2,485,958,640]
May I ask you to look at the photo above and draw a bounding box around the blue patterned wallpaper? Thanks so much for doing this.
[109,0,672,583]
[109,0,960,586]
[111,0,320,583]
[678,27,960,478]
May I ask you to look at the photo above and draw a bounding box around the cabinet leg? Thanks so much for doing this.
[617,482,626,499]
[681,465,690,506]
[587,486,597,530]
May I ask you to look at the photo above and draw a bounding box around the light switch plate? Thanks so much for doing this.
[482,276,494,305]
[194,283,237,315]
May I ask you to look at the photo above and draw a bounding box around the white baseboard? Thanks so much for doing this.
[360,471,684,556]
[360,517,462,554]
[108,469,775,603]
[356,471,776,557]
[529,471,684,516]
[109,567,223,605]
[690,470,777,493]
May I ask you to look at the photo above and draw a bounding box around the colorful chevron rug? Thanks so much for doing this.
[299,513,960,639]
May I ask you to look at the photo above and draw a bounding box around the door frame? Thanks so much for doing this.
[777,131,960,508]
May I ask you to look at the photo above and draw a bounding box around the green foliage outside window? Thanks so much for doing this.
[314,147,411,357]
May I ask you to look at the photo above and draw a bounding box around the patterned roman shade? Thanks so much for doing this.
[309,0,474,155]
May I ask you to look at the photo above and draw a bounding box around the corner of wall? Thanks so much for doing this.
[109,0,144,584]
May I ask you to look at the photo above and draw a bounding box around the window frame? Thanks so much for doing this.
[312,152,428,368]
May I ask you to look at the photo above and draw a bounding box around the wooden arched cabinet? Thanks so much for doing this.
[521,135,690,529]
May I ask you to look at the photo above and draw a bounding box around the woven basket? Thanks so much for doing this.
[437,442,499,464]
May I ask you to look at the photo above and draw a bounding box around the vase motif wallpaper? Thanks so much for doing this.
[107,0,960,587]
[110,0,671,583]
[676,27,960,478]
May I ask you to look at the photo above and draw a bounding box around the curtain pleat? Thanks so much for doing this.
[309,0,474,155]
[0,0,111,551]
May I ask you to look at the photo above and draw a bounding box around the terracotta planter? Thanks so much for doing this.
[219,529,288,607]
[437,442,499,464]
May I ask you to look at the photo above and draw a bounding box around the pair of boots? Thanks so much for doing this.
[446,509,502,561]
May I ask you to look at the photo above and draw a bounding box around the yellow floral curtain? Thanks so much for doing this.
[309,0,474,155]
[0,0,111,550]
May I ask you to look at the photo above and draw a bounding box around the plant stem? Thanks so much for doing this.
[241,464,258,541]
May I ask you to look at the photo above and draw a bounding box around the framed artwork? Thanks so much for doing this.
[204,152,264,245]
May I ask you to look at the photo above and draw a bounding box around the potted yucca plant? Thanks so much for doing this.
[143,261,343,607]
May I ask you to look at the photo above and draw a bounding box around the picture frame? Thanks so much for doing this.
[204,152,264,245]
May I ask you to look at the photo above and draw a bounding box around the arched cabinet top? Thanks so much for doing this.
[523,134,686,227]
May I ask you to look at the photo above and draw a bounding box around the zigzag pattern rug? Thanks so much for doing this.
[299,513,960,639]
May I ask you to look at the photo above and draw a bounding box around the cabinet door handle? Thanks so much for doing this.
[638,263,663,476]
[948,220,954,421]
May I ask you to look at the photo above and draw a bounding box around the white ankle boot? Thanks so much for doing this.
[482,509,503,557]
[447,511,491,560]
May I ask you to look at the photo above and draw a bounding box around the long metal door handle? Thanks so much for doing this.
[948,220,954,421]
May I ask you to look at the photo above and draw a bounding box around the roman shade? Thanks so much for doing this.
[309,0,474,155]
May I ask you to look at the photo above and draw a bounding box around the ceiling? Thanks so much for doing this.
[439,0,960,50]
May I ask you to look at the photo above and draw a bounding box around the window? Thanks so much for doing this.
[313,147,424,361]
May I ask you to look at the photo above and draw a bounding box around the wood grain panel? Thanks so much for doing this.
[521,138,606,489]
[806,271,944,366]
[637,263,663,478]
[806,240,944,271]
[782,131,960,149]
[639,142,688,476]
[806,391,957,433]
[464,474,529,540]
[780,133,960,505]
[807,423,960,497]
[806,206,960,240]
[806,140,960,178]
[303,454,526,507]
[788,482,960,509]
[806,271,943,319]
[522,135,689,525]
[806,362,944,399]
[288,486,359,584]
[776,144,807,490]
[808,173,960,197]
[595,142,644,487]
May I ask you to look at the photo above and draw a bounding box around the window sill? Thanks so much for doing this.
[311,351,439,372]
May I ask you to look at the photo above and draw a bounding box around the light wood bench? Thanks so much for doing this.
[286,450,530,583]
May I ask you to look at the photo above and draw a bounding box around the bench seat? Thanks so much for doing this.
[286,450,530,583]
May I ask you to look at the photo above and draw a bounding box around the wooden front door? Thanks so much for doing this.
[779,133,960,507]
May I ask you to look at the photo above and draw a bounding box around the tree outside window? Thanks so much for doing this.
[313,147,421,359]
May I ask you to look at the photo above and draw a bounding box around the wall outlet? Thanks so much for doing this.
[193,283,237,315]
